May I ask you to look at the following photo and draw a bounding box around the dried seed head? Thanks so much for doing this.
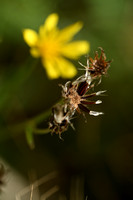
[78,47,112,85]
[48,104,72,139]
[48,47,112,138]
[88,47,111,79]
[61,80,103,117]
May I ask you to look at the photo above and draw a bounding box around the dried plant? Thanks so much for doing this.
[48,47,111,139]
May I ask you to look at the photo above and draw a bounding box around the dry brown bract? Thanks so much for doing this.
[88,47,111,79]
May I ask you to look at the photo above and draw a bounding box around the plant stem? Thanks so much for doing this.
[33,128,50,135]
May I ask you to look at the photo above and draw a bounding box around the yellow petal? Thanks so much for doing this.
[30,48,40,58]
[45,13,59,31]
[39,25,46,38]
[23,29,38,47]
[57,22,83,43]
[42,58,60,79]
[61,41,90,59]
[55,57,77,78]
[39,14,59,38]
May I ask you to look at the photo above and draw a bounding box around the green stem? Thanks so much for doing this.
[28,108,51,125]
[33,128,50,135]
[9,107,52,135]
[7,98,62,136]
[0,99,62,143]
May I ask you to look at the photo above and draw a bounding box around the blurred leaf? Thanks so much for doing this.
[0,58,37,111]
[0,0,51,41]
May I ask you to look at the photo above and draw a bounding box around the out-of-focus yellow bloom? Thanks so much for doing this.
[23,13,90,79]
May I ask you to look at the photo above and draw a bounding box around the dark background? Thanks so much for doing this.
[0,0,133,199]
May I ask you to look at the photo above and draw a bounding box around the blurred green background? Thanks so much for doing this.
[0,0,133,199]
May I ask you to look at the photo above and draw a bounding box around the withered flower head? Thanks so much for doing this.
[48,104,72,139]
[88,47,111,79]
[48,47,112,139]
[61,80,104,116]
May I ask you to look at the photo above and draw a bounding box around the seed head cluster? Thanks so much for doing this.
[49,47,111,139]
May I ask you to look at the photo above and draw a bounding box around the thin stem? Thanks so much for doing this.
[33,128,50,135]
[8,107,51,136]
[1,99,62,141]
[28,108,51,125]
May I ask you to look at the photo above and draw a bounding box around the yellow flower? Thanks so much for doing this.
[23,13,90,79]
